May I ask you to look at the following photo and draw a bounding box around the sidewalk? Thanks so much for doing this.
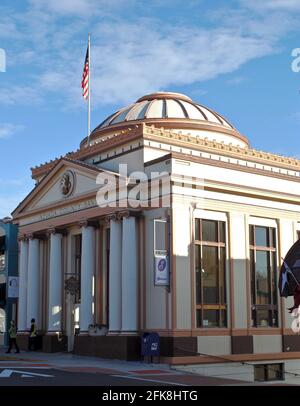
[0,347,253,385]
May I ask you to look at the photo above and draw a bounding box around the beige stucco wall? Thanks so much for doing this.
[253,335,282,354]
[173,201,192,330]
[144,208,170,330]
[229,212,248,329]
[197,336,231,356]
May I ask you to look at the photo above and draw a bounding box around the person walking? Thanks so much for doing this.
[28,318,37,351]
[6,320,20,354]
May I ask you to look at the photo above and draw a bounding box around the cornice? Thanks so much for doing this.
[143,124,300,172]
[30,123,300,182]
[31,125,143,180]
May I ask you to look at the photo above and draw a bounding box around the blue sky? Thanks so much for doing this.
[1,0,300,217]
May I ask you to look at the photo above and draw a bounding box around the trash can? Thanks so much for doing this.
[141,332,160,362]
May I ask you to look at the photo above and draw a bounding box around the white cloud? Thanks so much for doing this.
[86,23,273,105]
[28,0,133,17]
[0,123,24,139]
[0,86,42,106]
[240,0,300,11]
[0,0,299,110]
[34,20,276,108]
[0,194,27,218]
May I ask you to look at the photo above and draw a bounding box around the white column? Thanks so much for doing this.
[80,225,95,332]
[108,218,122,333]
[26,237,40,329]
[121,216,138,332]
[47,231,62,332]
[18,238,28,331]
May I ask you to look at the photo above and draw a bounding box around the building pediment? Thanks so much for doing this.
[12,158,118,220]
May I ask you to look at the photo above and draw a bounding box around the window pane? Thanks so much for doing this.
[256,251,270,304]
[202,220,217,242]
[195,246,201,305]
[251,307,256,327]
[196,309,202,328]
[267,364,284,381]
[249,225,254,246]
[255,364,284,382]
[219,222,226,243]
[250,250,255,305]
[203,309,219,328]
[271,310,278,327]
[220,309,227,328]
[219,247,226,304]
[195,219,200,241]
[202,246,218,304]
[254,365,267,382]
[255,226,268,247]
[256,309,270,327]
[269,228,276,248]
[271,251,278,306]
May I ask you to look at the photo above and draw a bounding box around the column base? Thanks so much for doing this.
[119,330,138,336]
[73,334,141,360]
[17,333,67,353]
[107,330,121,335]
[78,331,89,336]
[16,333,29,351]
[42,333,68,353]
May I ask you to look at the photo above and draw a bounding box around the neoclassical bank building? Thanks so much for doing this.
[12,92,300,381]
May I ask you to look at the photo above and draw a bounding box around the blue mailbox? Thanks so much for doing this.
[141,332,160,357]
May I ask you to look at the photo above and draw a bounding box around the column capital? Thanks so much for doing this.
[46,227,68,237]
[104,213,118,224]
[117,210,141,221]
[26,232,47,241]
[78,220,99,229]
[18,235,27,242]
[117,210,130,221]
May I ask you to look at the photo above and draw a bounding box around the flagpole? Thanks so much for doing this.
[87,33,91,145]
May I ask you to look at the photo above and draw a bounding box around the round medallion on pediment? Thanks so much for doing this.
[60,170,76,197]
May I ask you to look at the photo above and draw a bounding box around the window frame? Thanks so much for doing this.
[194,217,228,328]
[254,363,284,382]
[249,224,279,328]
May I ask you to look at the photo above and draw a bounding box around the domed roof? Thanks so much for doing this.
[95,92,235,130]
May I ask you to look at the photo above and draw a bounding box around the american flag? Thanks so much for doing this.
[81,47,89,101]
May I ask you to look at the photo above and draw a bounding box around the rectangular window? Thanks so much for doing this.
[195,219,227,328]
[254,363,284,382]
[250,225,278,327]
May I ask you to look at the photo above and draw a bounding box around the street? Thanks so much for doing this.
[0,350,249,387]
[0,366,175,386]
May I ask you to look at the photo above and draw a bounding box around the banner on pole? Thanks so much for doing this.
[154,255,169,286]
